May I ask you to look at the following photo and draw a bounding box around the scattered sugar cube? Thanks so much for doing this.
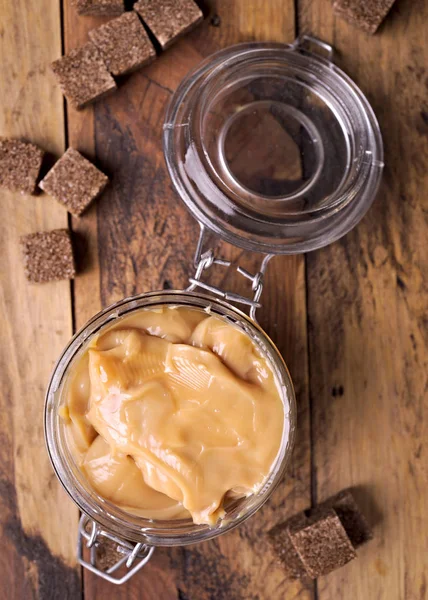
[72,0,125,16]
[89,12,155,77]
[289,509,356,578]
[134,0,203,50]
[39,148,109,216]
[20,229,75,283]
[51,42,116,110]
[0,138,44,195]
[333,0,396,34]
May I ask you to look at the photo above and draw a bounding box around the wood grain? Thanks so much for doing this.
[62,0,313,598]
[0,0,80,597]
[62,4,112,330]
[3,0,425,597]
[298,0,428,598]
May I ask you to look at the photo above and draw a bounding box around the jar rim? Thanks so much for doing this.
[163,41,384,254]
[45,290,296,546]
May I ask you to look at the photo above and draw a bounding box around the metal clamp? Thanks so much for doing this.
[291,34,334,62]
[187,225,273,322]
[77,514,155,585]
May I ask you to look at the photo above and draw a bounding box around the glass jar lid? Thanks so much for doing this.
[163,37,384,254]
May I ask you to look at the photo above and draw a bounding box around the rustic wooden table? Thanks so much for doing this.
[1,0,427,598]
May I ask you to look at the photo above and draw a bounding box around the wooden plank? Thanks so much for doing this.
[62,5,111,329]
[62,0,313,597]
[298,0,428,598]
[0,0,81,597]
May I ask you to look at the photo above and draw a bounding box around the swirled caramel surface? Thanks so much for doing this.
[62,306,285,525]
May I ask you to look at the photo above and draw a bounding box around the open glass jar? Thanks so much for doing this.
[46,292,296,583]
[45,36,383,584]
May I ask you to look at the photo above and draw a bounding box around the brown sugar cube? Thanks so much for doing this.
[267,512,309,579]
[0,138,44,195]
[89,12,155,77]
[51,42,116,110]
[289,508,356,578]
[316,489,373,548]
[268,490,373,580]
[39,148,108,216]
[134,0,203,50]
[20,229,75,283]
[333,0,396,34]
[71,0,124,16]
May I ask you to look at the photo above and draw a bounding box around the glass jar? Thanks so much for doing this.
[45,292,296,583]
[45,36,384,584]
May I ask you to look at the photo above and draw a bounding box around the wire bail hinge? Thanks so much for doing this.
[77,514,155,585]
[187,225,273,321]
